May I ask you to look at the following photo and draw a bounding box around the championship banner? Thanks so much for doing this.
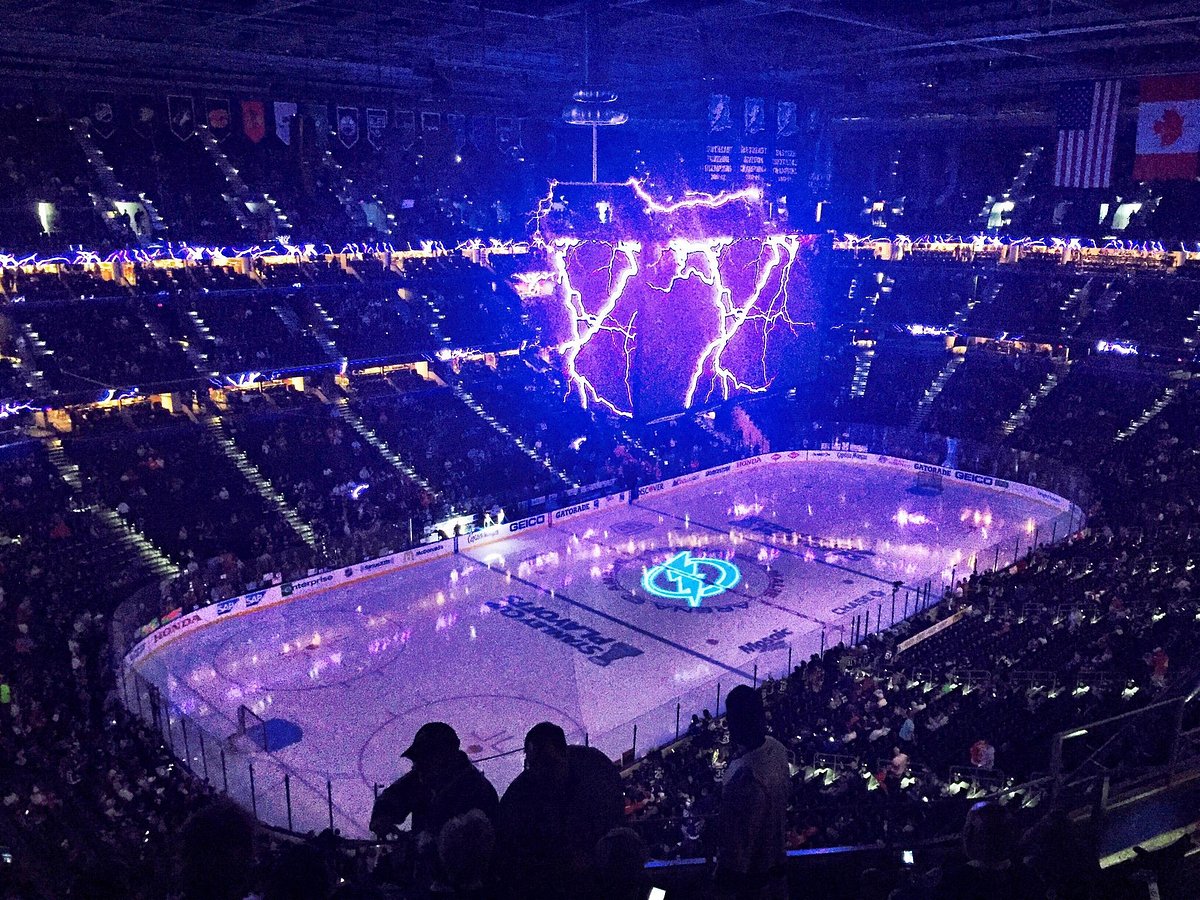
[421,111,441,133]
[701,92,808,190]
[167,95,195,141]
[773,100,800,185]
[395,109,416,148]
[705,93,734,183]
[740,97,768,183]
[336,106,359,148]
[708,93,733,134]
[131,95,156,139]
[205,97,231,141]
[241,100,266,144]
[90,92,116,139]
[366,107,387,149]
[274,101,297,145]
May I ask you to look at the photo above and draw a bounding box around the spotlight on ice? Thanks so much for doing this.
[893,509,930,527]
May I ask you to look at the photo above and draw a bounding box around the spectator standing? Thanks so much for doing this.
[715,685,790,900]
[497,721,624,899]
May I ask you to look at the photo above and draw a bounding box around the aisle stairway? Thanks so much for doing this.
[849,347,875,400]
[307,297,349,364]
[46,438,178,579]
[1116,381,1183,443]
[202,415,318,549]
[139,307,207,377]
[10,323,49,396]
[949,280,993,333]
[196,124,288,238]
[319,150,393,236]
[910,355,964,429]
[69,120,168,243]
[999,363,1067,437]
[451,383,576,488]
[331,396,434,494]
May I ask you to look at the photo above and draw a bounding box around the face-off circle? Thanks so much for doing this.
[212,608,410,692]
[603,548,781,613]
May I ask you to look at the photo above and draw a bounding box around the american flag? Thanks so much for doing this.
[1055,80,1122,188]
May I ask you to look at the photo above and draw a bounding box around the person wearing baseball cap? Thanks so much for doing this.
[369,722,499,841]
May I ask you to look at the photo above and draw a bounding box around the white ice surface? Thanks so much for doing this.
[135,461,1066,836]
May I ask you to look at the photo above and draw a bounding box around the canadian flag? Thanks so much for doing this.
[1133,75,1200,180]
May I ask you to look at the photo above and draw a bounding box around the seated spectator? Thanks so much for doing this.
[1018,809,1099,900]
[969,738,996,771]
[498,721,624,899]
[934,801,1041,900]
[590,827,654,900]
[436,808,496,899]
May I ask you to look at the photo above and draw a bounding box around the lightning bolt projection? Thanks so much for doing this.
[522,179,819,420]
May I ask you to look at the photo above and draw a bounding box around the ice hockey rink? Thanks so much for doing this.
[127,454,1079,837]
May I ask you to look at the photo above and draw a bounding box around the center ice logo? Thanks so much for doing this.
[642,551,741,607]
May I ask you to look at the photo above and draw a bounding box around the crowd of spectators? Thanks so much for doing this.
[1,249,1200,899]
[228,395,435,562]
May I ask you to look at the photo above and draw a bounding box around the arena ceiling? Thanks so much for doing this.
[0,0,1198,122]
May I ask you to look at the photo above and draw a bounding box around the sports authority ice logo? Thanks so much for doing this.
[484,596,643,667]
[641,551,741,608]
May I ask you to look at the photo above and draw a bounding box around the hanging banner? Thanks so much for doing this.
[395,109,416,148]
[167,95,195,141]
[336,106,360,148]
[274,101,297,145]
[705,93,734,184]
[205,97,231,141]
[773,101,800,186]
[744,97,766,137]
[366,107,387,149]
[241,100,266,143]
[470,115,491,151]
[306,103,331,150]
[739,97,768,183]
[496,116,516,150]
[708,93,733,134]
[131,95,157,139]
[421,111,441,133]
[90,92,116,139]
[447,112,467,151]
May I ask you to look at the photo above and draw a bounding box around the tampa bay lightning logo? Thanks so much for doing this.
[641,551,741,608]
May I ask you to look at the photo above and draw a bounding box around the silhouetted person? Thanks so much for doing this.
[498,721,623,899]
[934,801,1041,900]
[715,685,790,900]
[370,722,498,842]
[177,798,258,900]
[1019,809,1099,900]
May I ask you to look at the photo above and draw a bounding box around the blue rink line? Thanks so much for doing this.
[635,501,918,592]
[462,551,755,680]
